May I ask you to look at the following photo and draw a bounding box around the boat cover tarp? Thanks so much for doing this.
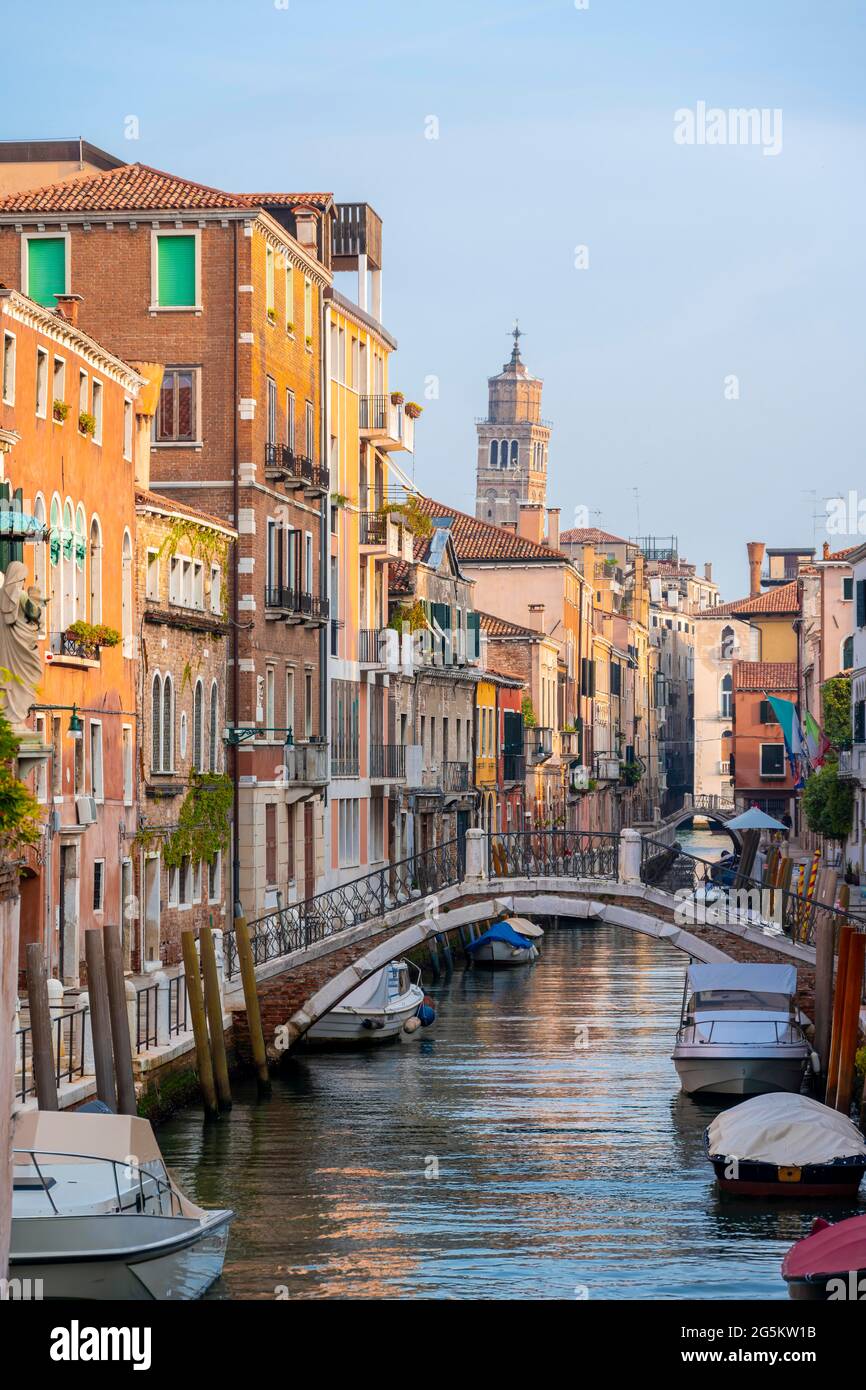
[687,962,797,997]
[708,1093,866,1165]
[504,917,544,938]
[467,922,532,952]
[782,1213,866,1280]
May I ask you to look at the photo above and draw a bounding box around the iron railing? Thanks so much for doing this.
[264,443,328,493]
[225,839,461,980]
[14,1006,89,1104]
[502,753,526,783]
[359,627,385,664]
[487,831,620,880]
[135,983,159,1052]
[168,973,189,1038]
[359,511,387,545]
[370,744,405,779]
[442,760,471,792]
[265,587,329,621]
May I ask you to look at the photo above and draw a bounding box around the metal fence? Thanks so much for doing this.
[135,983,159,1052]
[168,973,189,1038]
[487,831,620,880]
[14,1006,89,1104]
[225,839,462,980]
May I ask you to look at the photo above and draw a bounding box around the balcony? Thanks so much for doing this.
[370,744,405,780]
[358,511,411,561]
[594,560,625,593]
[502,752,526,783]
[283,739,329,786]
[525,727,554,765]
[331,747,360,778]
[594,755,621,782]
[359,627,385,665]
[332,202,383,272]
[264,444,329,497]
[559,730,581,758]
[838,747,862,780]
[47,629,100,668]
[442,761,471,793]
[264,587,329,627]
[358,395,415,454]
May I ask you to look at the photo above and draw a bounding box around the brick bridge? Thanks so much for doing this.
[231,832,816,1061]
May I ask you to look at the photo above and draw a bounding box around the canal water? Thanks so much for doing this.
[158,919,861,1300]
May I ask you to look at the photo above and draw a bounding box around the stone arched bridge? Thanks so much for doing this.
[230,831,816,1062]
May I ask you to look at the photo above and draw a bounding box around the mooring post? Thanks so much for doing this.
[181,931,218,1119]
[812,868,838,1081]
[834,931,865,1115]
[826,925,853,1106]
[619,828,642,885]
[234,915,270,1094]
[200,926,232,1110]
[24,943,58,1111]
[103,924,137,1116]
[84,929,117,1112]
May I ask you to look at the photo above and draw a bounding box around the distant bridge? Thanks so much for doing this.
[633,794,740,848]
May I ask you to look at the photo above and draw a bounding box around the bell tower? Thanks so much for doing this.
[475,323,550,526]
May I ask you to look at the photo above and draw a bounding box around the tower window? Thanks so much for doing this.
[510,440,519,467]
[499,439,508,469]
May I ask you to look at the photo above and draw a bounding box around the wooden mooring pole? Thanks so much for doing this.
[84,928,117,1112]
[812,869,838,1081]
[200,926,232,1111]
[825,924,853,1106]
[234,915,270,1094]
[834,931,865,1115]
[180,931,218,1119]
[24,943,58,1111]
[104,924,137,1116]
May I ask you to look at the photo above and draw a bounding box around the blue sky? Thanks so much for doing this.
[4,0,864,596]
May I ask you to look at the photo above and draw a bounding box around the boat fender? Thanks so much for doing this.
[417,1001,436,1027]
[403,1016,422,1034]
[810,1050,821,1075]
[361,1017,386,1030]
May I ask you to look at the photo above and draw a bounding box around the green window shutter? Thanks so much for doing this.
[157,235,196,307]
[28,238,66,307]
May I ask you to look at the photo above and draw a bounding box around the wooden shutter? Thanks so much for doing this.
[857,580,866,629]
[28,238,66,306]
[265,804,277,884]
[157,235,196,307]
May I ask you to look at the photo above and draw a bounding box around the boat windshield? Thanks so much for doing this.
[13,1147,182,1219]
[690,989,792,1013]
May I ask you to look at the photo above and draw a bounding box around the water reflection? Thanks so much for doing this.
[158,924,862,1300]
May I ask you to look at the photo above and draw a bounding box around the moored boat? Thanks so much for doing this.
[705,1092,866,1199]
[304,958,429,1045]
[10,1110,233,1300]
[782,1215,866,1300]
[466,919,541,968]
[672,962,812,1097]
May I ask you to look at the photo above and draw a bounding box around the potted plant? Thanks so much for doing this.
[286,320,295,335]
[305,334,313,348]
[267,307,277,324]
[52,399,69,423]
[390,391,405,406]
[330,492,350,509]
[78,411,96,437]
[65,621,121,656]
[404,401,423,419]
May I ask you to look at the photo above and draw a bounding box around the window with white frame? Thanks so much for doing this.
[92,860,105,913]
[122,725,133,805]
[146,549,160,600]
[192,560,204,610]
[169,555,180,604]
[52,355,65,415]
[168,865,179,906]
[91,379,103,444]
[2,333,15,405]
[337,798,360,867]
[208,851,221,902]
[123,398,133,461]
[193,680,204,771]
[193,860,202,903]
[285,265,293,330]
[209,682,219,771]
[210,564,221,614]
[265,667,275,736]
[89,516,102,622]
[266,246,275,316]
[179,856,192,907]
[89,722,104,802]
[35,347,48,417]
[305,400,314,459]
[78,369,88,422]
[33,714,47,802]
[304,278,312,340]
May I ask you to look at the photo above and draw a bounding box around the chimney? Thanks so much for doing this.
[518,503,544,545]
[54,293,83,327]
[128,362,165,489]
[822,540,830,560]
[528,603,546,632]
[746,541,765,599]
[546,507,561,551]
[704,562,712,581]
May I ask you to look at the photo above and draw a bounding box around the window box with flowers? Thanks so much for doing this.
[390,391,404,406]
[305,334,313,349]
[286,320,295,336]
[404,401,423,419]
[267,308,277,325]
[53,399,69,424]
[78,411,96,438]
[64,621,121,659]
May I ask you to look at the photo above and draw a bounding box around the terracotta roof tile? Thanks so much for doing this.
[238,192,333,211]
[387,559,415,594]
[560,526,629,546]
[412,497,565,563]
[733,660,797,691]
[711,580,801,617]
[478,611,537,639]
[135,488,235,536]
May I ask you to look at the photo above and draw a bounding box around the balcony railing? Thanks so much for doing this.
[594,755,621,781]
[359,511,387,546]
[359,628,385,664]
[331,748,360,778]
[358,395,415,453]
[284,739,329,784]
[264,443,329,495]
[442,760,471,792]
[838,747,860,779]
[559,730,581,758]
[50,629,100,663]
[265,588,329,623]
[502,752,526,783]
[370,744,405,780]
[525,727,553,764]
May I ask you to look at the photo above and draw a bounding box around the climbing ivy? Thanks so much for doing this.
[156,517,231,610]
[135,771,233,869]
[822,676,852,750]
[0,710,42,857]
[802,759,854,843]
[379,497,433,540]
[388,600,428,633]
[521,696,537,728]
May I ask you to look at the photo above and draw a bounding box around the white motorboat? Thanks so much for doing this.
[304,958,429,1045]
[10,1109,232,1300]
[672,962,813,1098]
[466,918,542,968]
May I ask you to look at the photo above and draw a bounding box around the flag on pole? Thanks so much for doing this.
[766,693,807,786]
[803,709,831,768]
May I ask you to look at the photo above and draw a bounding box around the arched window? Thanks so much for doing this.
[720,674,732,719]
[193,679,204,771]
[48,494,61,630]
[842,635,854,670]
[121,529,133,653]
[209,682,219,771]
[510,440,518,468]
[62,499,74,630]
[498,439,508,469]
[74,504,86,620]
[720,624,736,660]
[162,675,174,771]
[89,516,102,623]
[151,674,162,771]
[33,494,46,620]
[488,440,497,469]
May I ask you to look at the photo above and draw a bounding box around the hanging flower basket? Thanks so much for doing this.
[404,401,423,419]
[52,399,69,423]
[390,391,405,406]
[78,411,96,437]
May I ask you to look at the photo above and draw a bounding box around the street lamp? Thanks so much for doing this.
[67,706,83,740]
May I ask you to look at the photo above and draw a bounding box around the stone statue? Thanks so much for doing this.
[0,562,45,730]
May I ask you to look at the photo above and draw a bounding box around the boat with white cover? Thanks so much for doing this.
[305,958,428,1045]
[10,1110,232,1300]
[672,962,812,1097]
[466,918,542,967]
[706,1093,866,1198]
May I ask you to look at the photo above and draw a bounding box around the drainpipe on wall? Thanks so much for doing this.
[320,298,332,890]
[232,222,241,916]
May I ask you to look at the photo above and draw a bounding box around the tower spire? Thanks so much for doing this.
[509,318,523,364]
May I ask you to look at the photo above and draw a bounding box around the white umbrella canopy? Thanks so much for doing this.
[725,807,787,830]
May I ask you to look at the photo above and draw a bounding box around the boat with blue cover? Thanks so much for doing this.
[466,919,541,968]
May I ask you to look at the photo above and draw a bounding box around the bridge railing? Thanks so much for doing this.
[226,839,461,980]
[639,835,858,949]
[487,831,619,881]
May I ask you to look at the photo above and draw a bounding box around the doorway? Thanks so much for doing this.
[143,856,160,968]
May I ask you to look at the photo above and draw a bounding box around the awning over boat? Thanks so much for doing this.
[504,917,544,938]
[14,1111,164,1166]
[467,922,533,952]
[687,963,797,997]
[782,1213,866,1280]
[708,1093,866,1165]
